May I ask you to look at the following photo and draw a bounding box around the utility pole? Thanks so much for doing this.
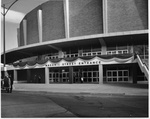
[1,0,18,77]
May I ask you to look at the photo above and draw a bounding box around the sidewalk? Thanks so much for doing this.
[13,82,149,96]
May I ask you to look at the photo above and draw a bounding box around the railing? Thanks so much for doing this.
[64,53,79,58]
[139,55,149,69]
[137,55,149,80]
[47,50,129,59]
[106,50,128,55]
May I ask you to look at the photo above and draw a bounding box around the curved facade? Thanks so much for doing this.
[2,0,148,84]
[18,0,148,47]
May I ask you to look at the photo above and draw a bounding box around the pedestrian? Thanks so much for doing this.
[4,73,11,93]
[38,75,41,83]
[81,77,83,83]
[34,75,37,83]
[9,74,14,93]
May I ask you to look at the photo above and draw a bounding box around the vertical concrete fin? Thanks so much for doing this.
[17,28,20,47]
[64,0,70,38]
[103,0,108,33]
[37,9,43,43]
[23,19,27,45]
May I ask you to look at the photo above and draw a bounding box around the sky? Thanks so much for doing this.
[1,0,49,53]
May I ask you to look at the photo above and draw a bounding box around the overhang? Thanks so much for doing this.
[1,30,148,64]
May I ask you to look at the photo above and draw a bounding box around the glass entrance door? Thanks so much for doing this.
[49,68,69,83]
[73,66,99,83]
[106,70,129,82]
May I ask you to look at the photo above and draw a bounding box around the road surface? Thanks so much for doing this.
[1,90,148,117]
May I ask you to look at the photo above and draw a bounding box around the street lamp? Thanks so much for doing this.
[1,0,18,77]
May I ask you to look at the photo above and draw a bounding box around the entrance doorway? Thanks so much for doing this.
[106,70,129,82]
[73,66,99,83]
[49,68,69,83]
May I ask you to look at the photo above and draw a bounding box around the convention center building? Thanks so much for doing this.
[1,0,149,84]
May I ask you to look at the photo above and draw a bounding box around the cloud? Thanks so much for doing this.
[1,8,25,24]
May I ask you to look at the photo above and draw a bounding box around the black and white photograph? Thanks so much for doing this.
[1,0,149,118]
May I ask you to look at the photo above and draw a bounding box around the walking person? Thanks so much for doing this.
[3,73,11,93]
[38,75,41,83]
[9,74,14,93]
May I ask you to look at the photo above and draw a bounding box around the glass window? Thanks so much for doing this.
[113,78,117,81]
[124,78,128,81]
[107,71,111,76]
[88,72,92,77]
[118,77,123,81]
[108,78,112,81]
[118,71,122,76]
[93,72,97,77]
[124,71,128,76]
[113,71,117,76]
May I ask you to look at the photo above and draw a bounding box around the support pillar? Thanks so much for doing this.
[58,50,64,58]
[45,67,49,84]
[132,64,137,84]
[69,66,73,84]
[27,69,31,83]
[13,70,17,83]
[99,38,107,55]
[99,64,103,84]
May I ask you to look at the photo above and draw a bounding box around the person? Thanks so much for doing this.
[38,75,41,83]
[3,73,11,93]
[1,76,4,89]
[34,75,37,83]
[81,77,83,83]
[9,74,14,93]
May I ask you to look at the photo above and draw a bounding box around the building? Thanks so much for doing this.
[1,0,148,84]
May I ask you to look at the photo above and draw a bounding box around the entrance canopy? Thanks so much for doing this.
[1,31,148,64]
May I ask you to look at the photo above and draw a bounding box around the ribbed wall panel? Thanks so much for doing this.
[26,7,39,45]
[42,1,65,42]
[69,0,103,37]
[107,0,148,33]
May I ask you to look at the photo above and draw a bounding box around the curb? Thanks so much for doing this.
[12,89,148,96]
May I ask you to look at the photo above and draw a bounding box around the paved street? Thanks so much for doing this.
[1,90,148,118]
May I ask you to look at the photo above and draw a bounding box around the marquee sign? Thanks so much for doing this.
[5,55,134,70]
[45,57,101,67]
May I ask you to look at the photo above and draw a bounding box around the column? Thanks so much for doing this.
[99,64,103,84]
[132,64,137,84]
[13,70,18,84]
[99,38,107,55]
[27,69,31,83]
[63,0,70,38]
[23,19,27,45]
[17,28,20,47]
[37,9,43,43]
[101,46,107,55]
[69,66,73,84]
[103,0,108,33]
[45,67,49,84]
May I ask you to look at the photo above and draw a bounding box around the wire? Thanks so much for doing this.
[2,0,17,5]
